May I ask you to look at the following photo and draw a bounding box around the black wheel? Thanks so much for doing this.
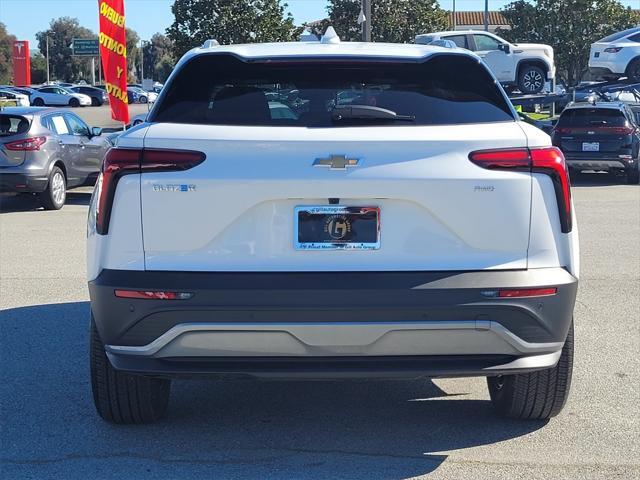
[91,97,102,107]
[38,166,66,210]
[625,58,640,82]
[627,167,639,185]
[139,96,148,104]
[518,65,546,94]
[32,97,44,106]
[488,320,574,420]
[69,98,80,107]
[90,315,171,424]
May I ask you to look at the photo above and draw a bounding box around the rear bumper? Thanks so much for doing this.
[89,268,578,379]
[0,172,49,193]
[566,157,634,171]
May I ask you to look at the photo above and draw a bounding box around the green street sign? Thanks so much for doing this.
[72,38,99,56]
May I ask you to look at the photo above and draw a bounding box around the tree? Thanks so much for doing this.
[315,0,447,43]
[499,0,639,86]
[30,53,48,84]
[0,22,17,84]
[36,18,96,83]
[142,33,175,82]
[167,0,302,58]
[126,27,141,81]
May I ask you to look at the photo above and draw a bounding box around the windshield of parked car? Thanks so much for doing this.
[557,108,627,127]
[597,27,640,43]
[151,54,515,127]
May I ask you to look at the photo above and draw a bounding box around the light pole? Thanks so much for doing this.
[452,0,456,30]
[45,35,50,83]
[361,0,371,42]
[484,0,489,32]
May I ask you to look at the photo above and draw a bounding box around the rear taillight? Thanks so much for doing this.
[96,148,205,235]
[554,127,572,134]
[603,47,623,53]
[114,289,194,300]
[4,136,46,151]
[469,147,572,233]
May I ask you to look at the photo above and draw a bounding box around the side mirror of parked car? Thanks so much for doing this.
[498,43,511,54]
[91,127,103,137]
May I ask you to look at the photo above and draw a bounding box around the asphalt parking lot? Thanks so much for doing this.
[1,171,639,477]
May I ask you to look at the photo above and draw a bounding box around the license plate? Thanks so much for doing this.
[582,142,599,152]
[295,206,380,250]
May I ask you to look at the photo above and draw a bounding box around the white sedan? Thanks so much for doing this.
[31,86,92,107]
[589,27,640,82]
[0,89,30,106]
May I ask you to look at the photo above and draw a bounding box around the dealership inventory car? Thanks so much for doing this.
[31,86,92,107]
[0,107,111,209]
[87,33,579,424]
[415,30,555,94]
[70,85,109,106]
[0,89,30,106]
[589,27,640,82]
[551,101,640,184]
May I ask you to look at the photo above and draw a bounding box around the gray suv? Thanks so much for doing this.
[0,107,111,209]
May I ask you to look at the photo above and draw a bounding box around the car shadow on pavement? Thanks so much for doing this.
[1,301,546,479]
[570,171,636,187]
[0,191,91,213]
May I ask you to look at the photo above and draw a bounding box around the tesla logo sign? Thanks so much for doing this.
[12,41,31,86]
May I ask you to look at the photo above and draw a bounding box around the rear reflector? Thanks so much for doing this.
[498,288,557,298]
[114,290,194,300]
[96,148,205,235]
[469,146,572,233]
[4,136,46,151]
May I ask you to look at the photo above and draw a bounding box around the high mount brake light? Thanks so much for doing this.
[95,148,205,235]
[469,147,572,233]
[4,136,46,151]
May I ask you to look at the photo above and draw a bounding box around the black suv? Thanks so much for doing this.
[551,102,640,184]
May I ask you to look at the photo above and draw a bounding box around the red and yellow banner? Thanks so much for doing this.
[98,0,129,124]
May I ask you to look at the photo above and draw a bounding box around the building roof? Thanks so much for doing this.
[449,11,509,27]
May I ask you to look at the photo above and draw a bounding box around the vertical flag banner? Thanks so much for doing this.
[98,0,129,124]
[12,41,31,86]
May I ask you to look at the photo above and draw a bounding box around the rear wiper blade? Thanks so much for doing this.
[331,105,415,122]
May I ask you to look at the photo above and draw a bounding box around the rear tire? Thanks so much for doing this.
[487,320,573,420]
[139,96,148,104]
[91,97,101,107]
[518,65,546,94]
[69,98,80,107]
[90,316,171,424]
[32,97,44,106]
[626,58,640,83]
[38,166,66,210]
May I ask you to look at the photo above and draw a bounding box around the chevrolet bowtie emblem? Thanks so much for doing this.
[313,155,360,170]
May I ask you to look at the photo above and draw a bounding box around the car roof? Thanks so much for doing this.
[564,101,628,110]
[419,30,498,37]
[183,40,468,63]
[0,106,66,116]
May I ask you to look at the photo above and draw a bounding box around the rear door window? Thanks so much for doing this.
[0,115,30,137]
[152,54,515,127]
[442,34,469,49]
[557,108,627,127]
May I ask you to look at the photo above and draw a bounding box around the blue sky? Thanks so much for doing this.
[1,0,638,52]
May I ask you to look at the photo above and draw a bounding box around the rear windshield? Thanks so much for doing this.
[151,54,514,127]
[597,27,640,43]
[557,108,627,127]
[0,114,30,137]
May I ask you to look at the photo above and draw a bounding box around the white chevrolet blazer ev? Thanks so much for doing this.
[87,33,579,424]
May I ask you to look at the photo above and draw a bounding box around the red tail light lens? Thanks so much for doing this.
[114,289,194,300]
[554,127,572,134]
[498,288,557,298]
[469,147,572,233]
[468,148,530,169]
[4,136,46,151]
[96,148,205,235]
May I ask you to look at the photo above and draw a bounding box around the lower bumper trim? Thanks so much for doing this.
[105,351,562,379]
